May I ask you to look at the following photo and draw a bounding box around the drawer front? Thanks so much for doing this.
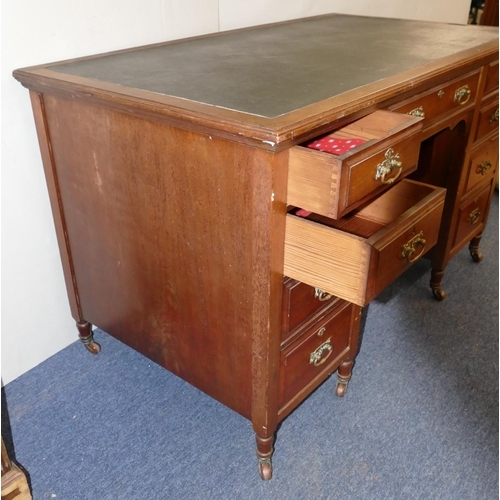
[465,139,498,194]
[484,61,499,96]
[279,301,354,410]
[475,95,499,143]
[453,182,492,248]
[284,179,446,306]
[287,110,422,219]
[344,134,422,216]
[389,71,480,126]
[282,278,339,342]
[369,200,444,299]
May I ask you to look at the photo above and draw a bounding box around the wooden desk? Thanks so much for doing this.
[13,15,498,480]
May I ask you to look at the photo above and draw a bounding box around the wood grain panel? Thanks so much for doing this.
[41,94,285,419]
[284,216,370,306]
[29,91,82,321]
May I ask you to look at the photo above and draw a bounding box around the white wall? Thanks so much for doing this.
[218,0,470,30]
[1,0,220,386]
[1,0,470,384]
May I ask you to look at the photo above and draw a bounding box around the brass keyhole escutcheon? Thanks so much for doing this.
[401,231,426,263]
[490,108,499,124]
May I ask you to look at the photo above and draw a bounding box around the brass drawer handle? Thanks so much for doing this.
[490,108,499,124]
[401,231,427,263]
[375,148,403,185]
[309,338,333,367]
[477,160,492,176]
[469,207,481,225]
[454,85,471,105]
[314,288,333,302]
[408,106,425,118]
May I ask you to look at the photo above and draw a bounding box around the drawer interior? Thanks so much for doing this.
[285,178,445,305]
[289,180,439,239]
[303,110,420,155]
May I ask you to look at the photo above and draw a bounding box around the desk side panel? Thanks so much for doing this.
[41,94,279,418]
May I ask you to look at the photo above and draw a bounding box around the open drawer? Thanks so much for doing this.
[287,110,423,219]
[284,179,446,307]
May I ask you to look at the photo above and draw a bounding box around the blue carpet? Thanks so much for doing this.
[3,192,498,500]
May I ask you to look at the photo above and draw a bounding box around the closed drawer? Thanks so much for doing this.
[453,181,492,248]
[284,179,446,306]
[389,71,480,127]
[279,300,356,412]
[465,138,498,194]
[282,278,340,342]
[475,94,499,143]
[287,110,423,219]
[484,61,499,96]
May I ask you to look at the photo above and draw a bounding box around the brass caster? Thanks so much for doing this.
[431,287,446,301]
[335,380,348,397]
[258,459,273,481]
[470,249,483,263]
[84,340,101,355]
[76,321,100,355]
[335,373,351,397]
[78,329,101,355]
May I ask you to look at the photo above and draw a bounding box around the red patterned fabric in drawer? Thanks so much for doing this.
[305,137,366,155]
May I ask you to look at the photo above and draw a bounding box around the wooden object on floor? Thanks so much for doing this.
[12,15,499,479]
[1,438,31,500]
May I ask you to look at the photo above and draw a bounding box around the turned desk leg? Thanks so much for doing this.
[469,233,484,263]
[255,433,274,480]
[431,232,484,301]
[76,321,101,354]
[430,269,447,301]
[335,361,353,397]
[335,304,369,397]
